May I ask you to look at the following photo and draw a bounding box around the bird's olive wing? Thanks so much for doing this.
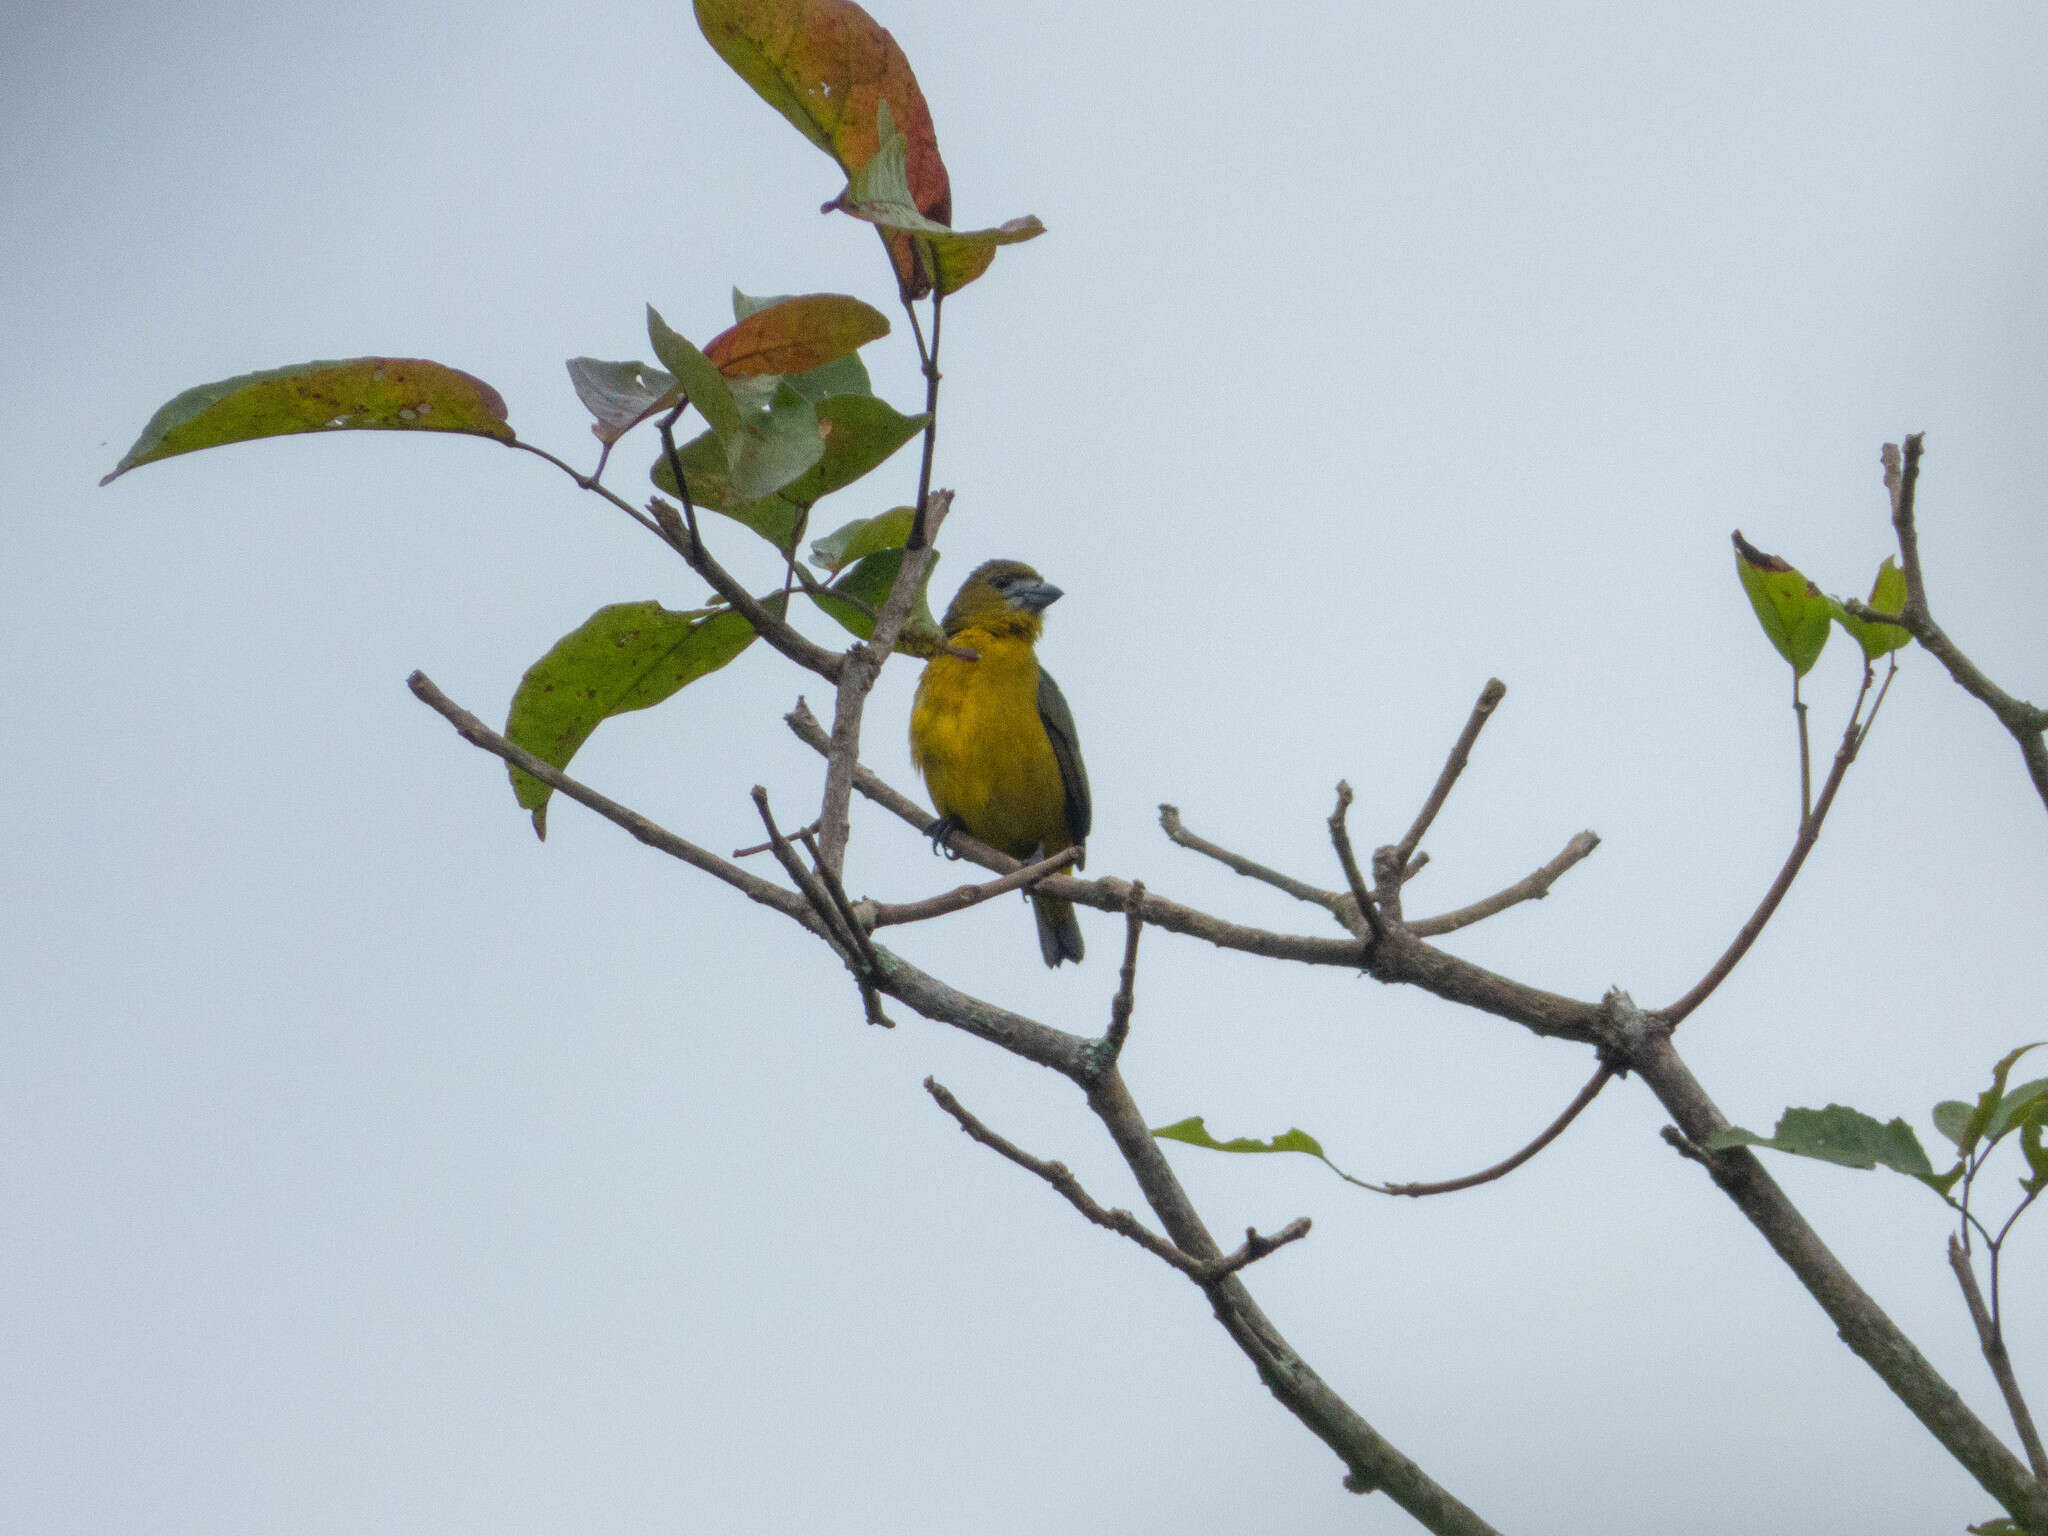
[1036,665,1092,847]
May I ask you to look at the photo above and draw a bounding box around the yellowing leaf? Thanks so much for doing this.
[1732,530,1832,677]
[103,358,512,483]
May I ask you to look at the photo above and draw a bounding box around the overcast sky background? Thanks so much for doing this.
[7,2,2048,1531]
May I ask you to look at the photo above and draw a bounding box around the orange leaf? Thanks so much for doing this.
[702,293,890,378]
[695,0,951,297]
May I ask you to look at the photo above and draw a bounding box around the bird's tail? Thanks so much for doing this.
[1033,893,1084,967]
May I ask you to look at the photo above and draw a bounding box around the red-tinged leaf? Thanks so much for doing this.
[103,358,513,483]
[702,293,889,378]
[693,0,951,297]
[828,103,1043,294]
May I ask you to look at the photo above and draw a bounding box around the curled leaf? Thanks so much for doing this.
[1732,530,1832,677]
[1834,556,1912,661]
[566,357,679,444]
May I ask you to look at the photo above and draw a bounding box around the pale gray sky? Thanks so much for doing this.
[7,2,2048,1531]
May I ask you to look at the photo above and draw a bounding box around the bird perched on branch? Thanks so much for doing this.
[910,559,1091,966]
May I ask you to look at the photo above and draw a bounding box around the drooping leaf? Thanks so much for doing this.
[651,393,926,550]
[1151,1115,1383,1190]
[809,505,915,573]
[2020,1108,2048,1194]
[703,293,889,378]
[693,0,951,297]
[1732,530,1832,677]
[103,358,513,483]
[1708,1105,1943,1187]
[828,101,1044,294]
[505,596,785,838]
[566,357,680,444]
[1834,556,1912,661]
[646,306,742,445]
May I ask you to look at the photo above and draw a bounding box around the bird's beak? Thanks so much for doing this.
[1011,581,1063,613]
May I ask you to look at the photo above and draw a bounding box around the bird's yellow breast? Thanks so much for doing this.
[910,630,1071,859]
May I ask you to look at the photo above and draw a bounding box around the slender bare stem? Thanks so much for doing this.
[1950,1237,2048,1480]
[407,672,815,928]
[1382,1064,1615,1198]
[1394,678,1507,871]
[1407,831,1603,936]
[908,292,944,550]
[1659,666,1875,1029]
[749,788,861,966]
[1328,782,1387,943]
[1101,882,1145,1069]
[1794,672,1812,827]
[867,847,1081,928]
[1159,804,1344,911]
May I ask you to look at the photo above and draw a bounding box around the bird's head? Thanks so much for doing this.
[942,559,1064,639]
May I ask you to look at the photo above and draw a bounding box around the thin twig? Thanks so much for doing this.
[1382,1065,1615,1197]
[1406,831,1603,937]
[1159,804,1343,911]
[735,819,821,858]
[797,826,895,1028]
[749,787,860,968]
[1394,678,1507,871]
[925,1078,1310,1286]
[1659,665,1876,1029]
[907,292,944,550]
[406,672,813,926]
[1845,434,2048,815]
[867,846,1081,928]
[1794,672,1812,827]
[1101,882,1146,1069]
[1328,782,1387,943]
[1950,1236,2048,1479]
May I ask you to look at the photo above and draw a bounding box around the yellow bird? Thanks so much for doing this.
[910,559,1091,966]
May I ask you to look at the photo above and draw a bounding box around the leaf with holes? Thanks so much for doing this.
[103,358,513,483]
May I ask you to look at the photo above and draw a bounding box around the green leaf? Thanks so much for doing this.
[566,357,679,444]
[504,595,784,838]
[1958,1044,2046,1158]
[651,394,927,551]
[1968,1519,2025,1535]
[1153,1116,1329,1158]
[809,506,916,573]
[727,379,825,502]
[2020,1107,2048,1194]
[1834,556,1912,660]
[1708,1105,1940,1184]
[646,305,741,445]
[1151,1114,1387,1190]
[829,101,1045,295]
[1934,1099,1975,1149]
[1732,531,1832,677]
[1987,1076,2048,1142]
[806,546,940,645]
[102,358,513,483]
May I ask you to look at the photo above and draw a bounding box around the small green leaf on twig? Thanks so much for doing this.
[1152,1115,1384,1190]
[1833,556,1911,660]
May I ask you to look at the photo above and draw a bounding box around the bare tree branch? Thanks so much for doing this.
[1406,831,1602,937]
[1328,781,1387,943]
[1951,1235,2048,1481]
[1843,434,2048,815]
[1628,1021,2048,1528]
[1659,666,1875,1029]
[408,672,817,930]
[1159,804,1344,911]
[867,847,1081,928]
[1100,881,1145,1071]
[1393,678,1507,872]
[1382,1064,1615,1198]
